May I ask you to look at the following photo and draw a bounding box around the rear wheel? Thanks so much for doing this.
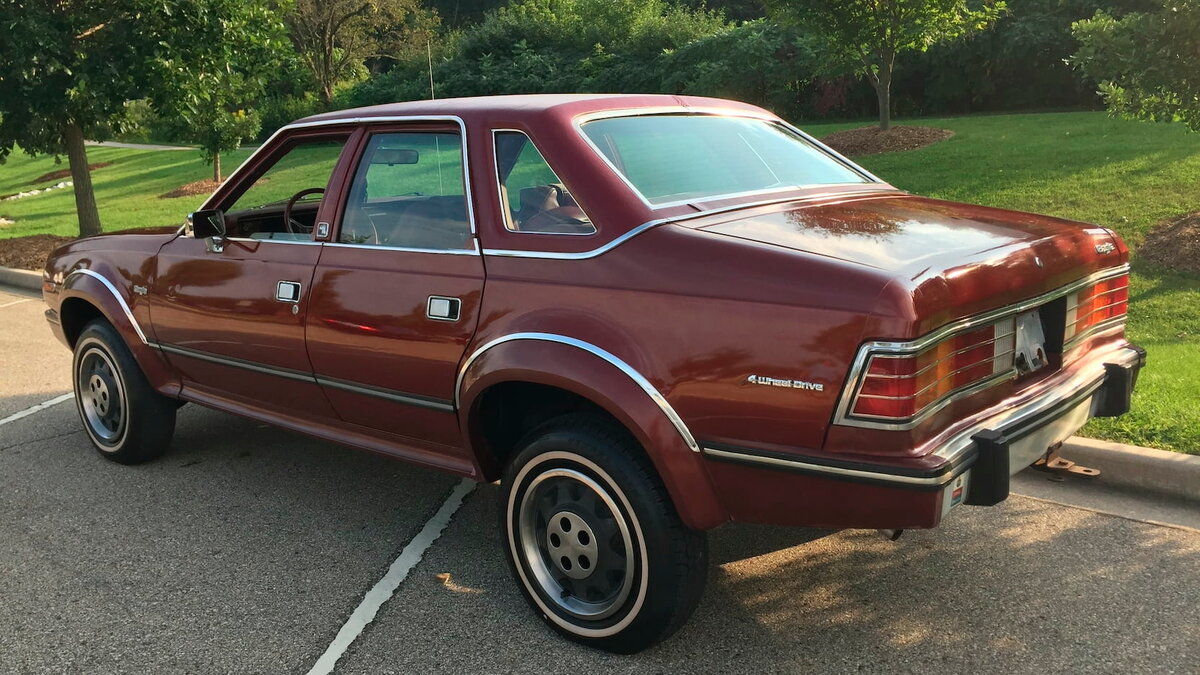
[500,414,708,653]
[72,320,176,464]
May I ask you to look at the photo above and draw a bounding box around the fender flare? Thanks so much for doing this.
[60,269,180,397]
[457,332,727,531]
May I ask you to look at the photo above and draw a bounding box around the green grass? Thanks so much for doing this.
[804,112,1200,454]
[0,111,1197,452]
[0,146,255,236]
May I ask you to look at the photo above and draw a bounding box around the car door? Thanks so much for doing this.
[150,128,360,418]
[306,122,485,452]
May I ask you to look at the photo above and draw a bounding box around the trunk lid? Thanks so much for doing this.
[691,193,1125,333]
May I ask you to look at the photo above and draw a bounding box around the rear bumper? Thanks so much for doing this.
[701,342,1145,528]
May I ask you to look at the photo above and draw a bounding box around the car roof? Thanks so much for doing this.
[293,93,772,128]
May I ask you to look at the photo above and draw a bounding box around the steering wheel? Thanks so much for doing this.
[284,188,325,234]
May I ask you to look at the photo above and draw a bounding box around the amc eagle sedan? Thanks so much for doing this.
[42,94,1144,653]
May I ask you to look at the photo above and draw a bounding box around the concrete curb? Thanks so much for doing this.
[0,265,41,292]
[1061,436,1200,502]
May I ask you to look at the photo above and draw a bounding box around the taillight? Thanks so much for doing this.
[850,318,1016,421]
[1065,274,1129,343]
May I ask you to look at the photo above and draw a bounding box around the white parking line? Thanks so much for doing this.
[0,298,31,309]
[307,478,477,675]
[0,393,73,427]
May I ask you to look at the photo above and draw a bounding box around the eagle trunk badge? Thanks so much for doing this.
[746,375,825,392]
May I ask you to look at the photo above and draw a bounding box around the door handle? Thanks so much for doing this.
[426,296,461,321]
[276,281,302,303]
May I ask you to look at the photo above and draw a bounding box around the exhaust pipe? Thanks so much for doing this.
[877,529,904,541]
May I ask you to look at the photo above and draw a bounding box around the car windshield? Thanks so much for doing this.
[579,114,871,206]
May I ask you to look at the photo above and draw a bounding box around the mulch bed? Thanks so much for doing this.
[1138,212,1200,275]
[33,162,111,184]
[0,234,74,271]
[160,179,221,199]
[821,125,954,157]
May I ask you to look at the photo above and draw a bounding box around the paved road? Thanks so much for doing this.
[1,286,1197,674]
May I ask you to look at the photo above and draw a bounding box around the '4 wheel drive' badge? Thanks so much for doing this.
[746,375,825,392]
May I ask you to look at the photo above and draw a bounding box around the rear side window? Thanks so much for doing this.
[339,132,473,251]
[494,131,595,235]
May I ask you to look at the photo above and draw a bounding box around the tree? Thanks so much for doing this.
[285,0,431,108]
[1072,1,1200,131]
[766,0,1005,130]
[0,0,288,237]
[157,2,291,182]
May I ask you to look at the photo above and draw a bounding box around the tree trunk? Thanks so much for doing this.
[213,152,222,183]
[875,74,892,131]
[64,122,102,237]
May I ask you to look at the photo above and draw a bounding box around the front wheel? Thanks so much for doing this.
[72,320,176,464]
[500,414,708,653]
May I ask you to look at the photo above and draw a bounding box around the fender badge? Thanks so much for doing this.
[1034,256,1044,268]
[1095,242,1116,255]
[746,375,825,392]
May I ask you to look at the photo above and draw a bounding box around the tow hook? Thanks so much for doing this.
[1031,443,1100,480]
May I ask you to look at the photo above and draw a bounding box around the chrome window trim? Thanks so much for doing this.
[202,115,481,255]
[324,239,482,256]
[833,263,1131,431]
[63,269,149,344]
[226,237,322,246]
[491,129,597,236]
[571,107,884,211]
[456,332,699,453]
[481,187,899,260]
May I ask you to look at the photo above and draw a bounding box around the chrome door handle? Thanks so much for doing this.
[426,296,461,321]
[276,281,302,303]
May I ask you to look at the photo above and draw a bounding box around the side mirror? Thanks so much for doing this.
[187,209,226,239]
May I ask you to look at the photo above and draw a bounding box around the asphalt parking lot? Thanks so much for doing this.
[1,285,1198,674]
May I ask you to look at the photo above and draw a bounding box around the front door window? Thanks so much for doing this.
[339,132,474,251]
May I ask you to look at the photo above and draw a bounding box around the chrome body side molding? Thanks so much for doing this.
[456,332,700,453]
[63,269,149,345]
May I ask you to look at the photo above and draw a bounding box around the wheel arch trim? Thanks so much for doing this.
[63,269,148,344]
[456,332,699,453]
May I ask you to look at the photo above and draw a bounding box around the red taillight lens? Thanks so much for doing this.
[850,318,1016,421]
[1065,274,1129,342]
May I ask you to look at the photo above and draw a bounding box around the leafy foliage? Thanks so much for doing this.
[1072,1,1200,131]
[0,0,289,235]
[155,0,291,181]
[285,0,436,106]
[765,0,1005,128]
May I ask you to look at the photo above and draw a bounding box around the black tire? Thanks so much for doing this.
[72,319,176,464]
[500,413,708,654]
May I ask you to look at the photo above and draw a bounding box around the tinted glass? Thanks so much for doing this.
[340,132,473,250]
[580,115,868,205]
[494,131,595,234]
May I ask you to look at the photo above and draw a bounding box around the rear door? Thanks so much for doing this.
[306,122,485,453]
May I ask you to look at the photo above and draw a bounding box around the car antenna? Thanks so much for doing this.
[427,38,436,100]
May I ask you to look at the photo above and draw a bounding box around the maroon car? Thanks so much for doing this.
[42,94,1144,653]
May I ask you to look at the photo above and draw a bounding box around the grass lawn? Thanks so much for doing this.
[0,111,1197,453]
[0,146,255,236]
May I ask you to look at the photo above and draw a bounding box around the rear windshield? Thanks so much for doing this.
[580,115,870,206]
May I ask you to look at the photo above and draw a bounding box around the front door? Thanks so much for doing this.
[306,124,485,454]
[151,130,357,418]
